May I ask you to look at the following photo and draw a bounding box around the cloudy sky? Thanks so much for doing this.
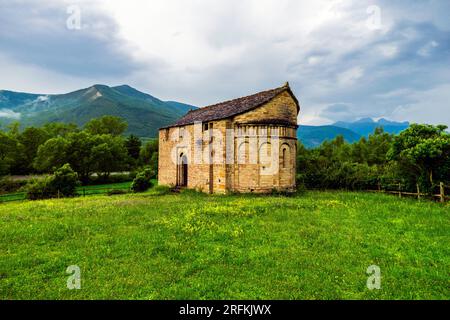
[1,0,449,125]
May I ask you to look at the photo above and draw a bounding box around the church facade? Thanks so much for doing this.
[158,83,300,194]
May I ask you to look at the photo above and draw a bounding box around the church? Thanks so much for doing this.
[158,83,300,194]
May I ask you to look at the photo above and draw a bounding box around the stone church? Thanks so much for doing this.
[158,83,300,194]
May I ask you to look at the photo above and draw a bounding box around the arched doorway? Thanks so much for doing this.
[177,153,188,187]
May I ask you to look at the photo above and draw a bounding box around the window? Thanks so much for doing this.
[164,129,169,141]
[203,123,209,131]
[282,148,287,168]
[179,127,185,139]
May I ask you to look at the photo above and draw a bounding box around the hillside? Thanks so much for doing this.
[0,85,196,137]
[334,118,409,137]
[298,125,361,148]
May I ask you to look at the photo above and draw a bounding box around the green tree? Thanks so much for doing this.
[140,139,159,165]
[387,124,450,191]
[91,135,129,179]
[125,134,142,160]
[85,116,128,136]
[34,137,69,173]
[17,127,50,173]
[0,131,18,175]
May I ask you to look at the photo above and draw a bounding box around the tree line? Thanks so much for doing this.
[0,116,158,185]
[1,116,449,198]
[296,124,450,194]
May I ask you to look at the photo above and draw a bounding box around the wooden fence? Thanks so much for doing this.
[368,181,449,203]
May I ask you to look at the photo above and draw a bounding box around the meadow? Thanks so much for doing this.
[0,189,448,300]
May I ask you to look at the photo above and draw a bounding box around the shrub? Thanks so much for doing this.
[26,164,79,200]
[0,178,27,194]
[26,177,55,200]
[52,164,79,197]
[131,168,154,193]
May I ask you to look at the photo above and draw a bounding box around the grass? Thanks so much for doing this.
[0,190,449,300]
[0,181,134,202]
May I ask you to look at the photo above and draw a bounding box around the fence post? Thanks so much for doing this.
[398,183,402,198]
[440,182,445,203]
[416,184,421,200]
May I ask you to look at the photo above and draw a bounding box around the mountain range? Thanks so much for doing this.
[0,85,196,137]
[299,118,409,148]
[0,85,409,146]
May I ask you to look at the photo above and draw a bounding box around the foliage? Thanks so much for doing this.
[0,178,27,194]
[297,125,450,192]
[84,116,128,136]
[131,168,154,192]
[26,164,79,200]
[125,134,142,160]
[387,124,450,192]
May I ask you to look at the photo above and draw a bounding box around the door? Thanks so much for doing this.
[178,154,188,187]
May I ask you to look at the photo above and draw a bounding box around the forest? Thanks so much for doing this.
[1,116,449,198]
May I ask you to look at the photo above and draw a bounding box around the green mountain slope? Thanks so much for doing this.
[298,125,361,148]
[334,118,409,137]
[0,85,197,137]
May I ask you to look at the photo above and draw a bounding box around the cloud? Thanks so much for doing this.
[0,109,21,119]
[0,0,449,127]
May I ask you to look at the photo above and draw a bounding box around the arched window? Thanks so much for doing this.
[280,144,290,169]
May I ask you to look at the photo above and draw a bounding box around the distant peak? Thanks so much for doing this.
[91,84,110,90]
[355,117,374,123]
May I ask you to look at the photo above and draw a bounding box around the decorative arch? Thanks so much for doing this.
[280,143,291,169]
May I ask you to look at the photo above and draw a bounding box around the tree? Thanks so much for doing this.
[387,124,450,191]
[91,135,129,179]
[125,134,142,160]
[85,116,128,136]
[34,131,129,184]
[34,137,69,173]
[17,127,50,173]
[140,139,159,165]
[0,131,18,176]
[43,122,78,138]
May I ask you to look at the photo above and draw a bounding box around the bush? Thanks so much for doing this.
[52,164,79,196]
[26,177,55,200]
[131,168,154,193]
[26,164,79,200]
[0,177,27,194]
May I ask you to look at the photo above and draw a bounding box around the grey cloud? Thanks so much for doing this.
[0,0,143,78]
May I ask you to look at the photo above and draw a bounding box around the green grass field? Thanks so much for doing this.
[0,190,448,300]
[0,181,133,202]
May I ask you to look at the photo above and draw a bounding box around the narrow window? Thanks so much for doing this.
[179,127,185,139]
[282,148,287,168]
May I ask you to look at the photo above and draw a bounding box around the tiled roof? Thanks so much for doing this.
[161,83,299,129]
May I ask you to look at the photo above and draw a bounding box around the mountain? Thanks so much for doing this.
[0,85,197,137]
[334,118,409,137]
[298,125,361,148]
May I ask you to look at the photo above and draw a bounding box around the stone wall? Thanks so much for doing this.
[158,89,299,194]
